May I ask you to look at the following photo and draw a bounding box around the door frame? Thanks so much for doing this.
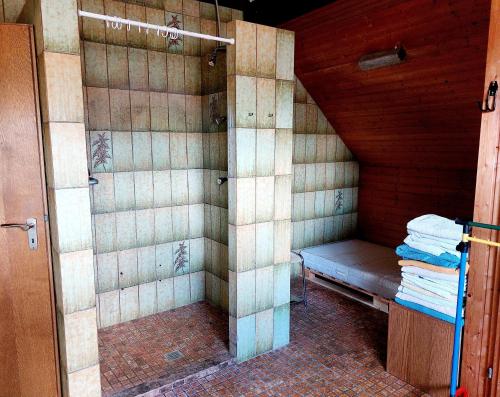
[461,0,500,395]
[29,22,62,396]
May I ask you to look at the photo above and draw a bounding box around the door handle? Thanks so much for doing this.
[1,218,38,250]
[1,223,34,231]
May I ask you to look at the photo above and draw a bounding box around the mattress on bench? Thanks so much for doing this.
[300,239,401,300]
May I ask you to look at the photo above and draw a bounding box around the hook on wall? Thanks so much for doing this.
[478,81,498,113]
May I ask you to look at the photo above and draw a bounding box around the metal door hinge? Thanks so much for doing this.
[487,367,493,380]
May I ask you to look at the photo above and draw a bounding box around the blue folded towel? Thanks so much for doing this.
[396,243,460,268]
[395,297,456,324]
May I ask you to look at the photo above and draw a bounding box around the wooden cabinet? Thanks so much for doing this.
[387,301,454,397]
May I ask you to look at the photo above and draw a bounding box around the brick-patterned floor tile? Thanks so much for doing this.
[99,282,428,397]
[99,302,231,397]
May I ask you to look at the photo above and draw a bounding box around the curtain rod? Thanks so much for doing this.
[78,10,235,45]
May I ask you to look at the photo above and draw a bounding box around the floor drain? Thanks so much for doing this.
[164,350,183,361]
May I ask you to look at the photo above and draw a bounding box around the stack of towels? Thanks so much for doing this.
[395,214,466,323]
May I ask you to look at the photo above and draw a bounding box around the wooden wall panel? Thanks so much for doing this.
[283,0,490,247]
[358,165,476,247]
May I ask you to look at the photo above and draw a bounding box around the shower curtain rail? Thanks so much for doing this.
[78,10,235,45]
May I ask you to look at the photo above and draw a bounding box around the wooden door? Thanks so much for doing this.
[0,24,59,397]
[460,0,500,395]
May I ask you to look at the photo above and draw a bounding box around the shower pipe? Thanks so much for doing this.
[214,0,222,46]
[78,10,235,45]
[207,0,227,67]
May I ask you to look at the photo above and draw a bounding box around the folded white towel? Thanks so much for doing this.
[400,279,455,300]
[396,291,457,317]
[407,214,462,242]
[404,234,460,258]
[403,274,459,295]
[398,286,456,308]
[407,230,459,246]
[401,266,460,283]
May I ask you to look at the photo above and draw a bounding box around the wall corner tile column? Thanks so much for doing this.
[28,0,101,395]
[227,20,293,362]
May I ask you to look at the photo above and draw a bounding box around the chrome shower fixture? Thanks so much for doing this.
[208,45,226,67]
[215,115,227,125]
[217,177,228,185]
[209,0,226,67]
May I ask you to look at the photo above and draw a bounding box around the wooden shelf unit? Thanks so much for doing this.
[387,301,454,397]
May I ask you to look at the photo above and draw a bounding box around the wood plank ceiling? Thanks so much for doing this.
[283,0,491,247]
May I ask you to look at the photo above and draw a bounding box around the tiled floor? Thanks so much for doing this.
[99,282,426,397]
[98,302,232,397]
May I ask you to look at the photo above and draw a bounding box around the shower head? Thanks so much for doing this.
[208,45,226,67]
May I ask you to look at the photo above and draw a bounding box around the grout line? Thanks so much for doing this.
[145,44,158,317]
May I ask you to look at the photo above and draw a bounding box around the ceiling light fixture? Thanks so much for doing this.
[358,44,406,71]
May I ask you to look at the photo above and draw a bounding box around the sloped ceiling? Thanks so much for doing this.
[282,0,491,247]
[282,0,491,170]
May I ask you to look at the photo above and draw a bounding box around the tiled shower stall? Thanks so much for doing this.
[81,0,236,329]
[81,0,299,365]
[20,0,358,394]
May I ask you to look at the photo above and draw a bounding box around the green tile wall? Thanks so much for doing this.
[201,30,229,312]
[291,77,359,265]
[21,0,103,393]
[226,20,294,362]
[82,0,242,328]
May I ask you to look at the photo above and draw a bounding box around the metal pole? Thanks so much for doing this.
[450,224,470,397]
[78,10,235,45]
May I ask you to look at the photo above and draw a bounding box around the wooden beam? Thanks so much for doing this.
[461,0,500,395]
